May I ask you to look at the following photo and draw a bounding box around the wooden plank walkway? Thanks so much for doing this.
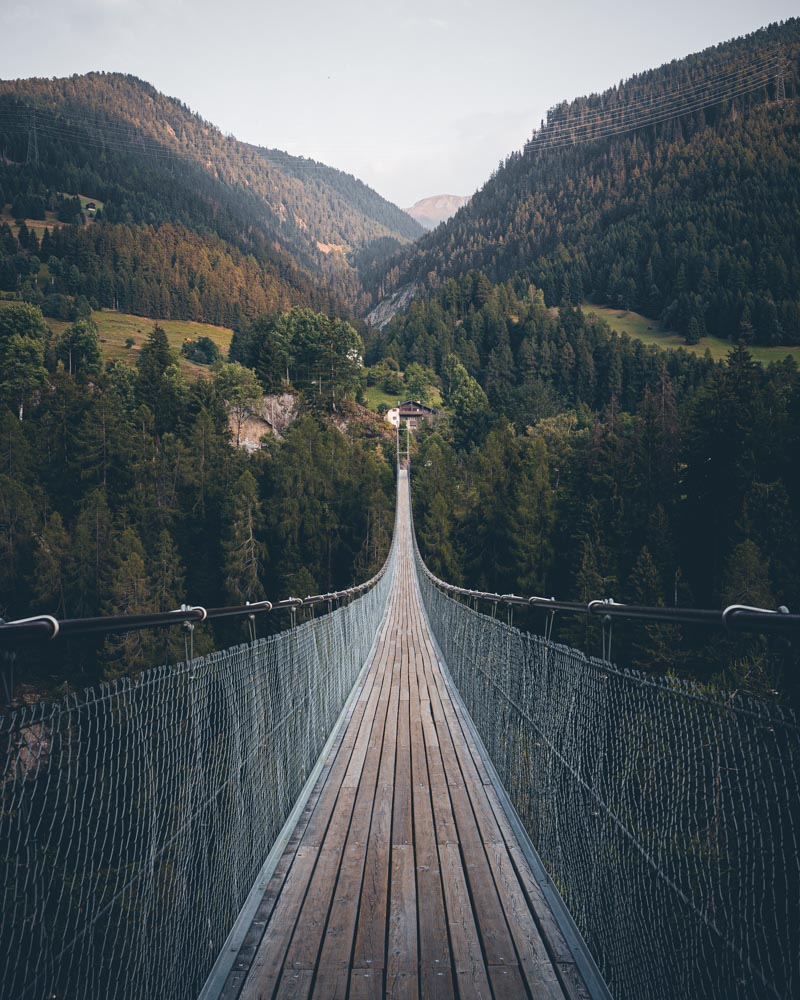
[221,471,590,1000]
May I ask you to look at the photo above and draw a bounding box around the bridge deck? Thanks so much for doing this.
[221,474,589,1000]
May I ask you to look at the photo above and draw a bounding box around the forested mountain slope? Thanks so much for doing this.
[0,73,422,325]
[375,19,800,346]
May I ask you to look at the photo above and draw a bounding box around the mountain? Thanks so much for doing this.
[0,72,423,325]
[404,194,470,230]
[375,19,800,346]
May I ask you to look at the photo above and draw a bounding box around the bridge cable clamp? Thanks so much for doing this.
[587,598,617,618]
[721,603,786,629]
[3,614,60,639]
[248,600,273,613]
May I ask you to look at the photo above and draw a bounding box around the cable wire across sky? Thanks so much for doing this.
[525,50,785,153]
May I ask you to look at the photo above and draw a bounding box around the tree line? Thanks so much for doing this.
[0,218,326,328]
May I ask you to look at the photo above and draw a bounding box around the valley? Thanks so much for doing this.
[1,10,800,1000]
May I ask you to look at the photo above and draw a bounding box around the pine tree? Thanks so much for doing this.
[512,437,554,594]
[419,492,462,583]
[150,528,187,611]
[31,512,70,616]
[70,489,113,617]
[0,476,36,614]
[102,526,158,678]
[223,470,266,603]
[136,325,180,429]
[0,335,47,421]
[149,528,197,664]
[722,539,775,607]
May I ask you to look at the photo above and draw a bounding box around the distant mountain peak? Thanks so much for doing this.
[404,194,470,230]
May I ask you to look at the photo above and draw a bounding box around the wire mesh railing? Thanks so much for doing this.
[414,543,800,1000]
[0,544,396,1000]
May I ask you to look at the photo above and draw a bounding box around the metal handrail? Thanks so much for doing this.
[415,553,798,635]
[0,561,390,645]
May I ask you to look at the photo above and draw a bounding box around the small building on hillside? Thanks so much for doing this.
[387,399,437,432]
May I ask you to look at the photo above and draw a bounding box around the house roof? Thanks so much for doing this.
[398,399,436,413]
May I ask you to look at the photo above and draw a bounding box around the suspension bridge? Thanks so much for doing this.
[1,469,799,999]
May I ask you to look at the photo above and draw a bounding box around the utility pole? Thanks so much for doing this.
[26,109,39,167]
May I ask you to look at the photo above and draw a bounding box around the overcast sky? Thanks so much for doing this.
[1,0,796,207]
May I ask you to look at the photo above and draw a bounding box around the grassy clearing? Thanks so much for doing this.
[363,385,403,410]
[88,311,233,377]
[362,384,442,412]
[0,208,61,235]
[0,301,233,377]
[582,302,800,365]
[1,194,105,235]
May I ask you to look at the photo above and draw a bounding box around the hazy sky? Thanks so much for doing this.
[1,1,796,207]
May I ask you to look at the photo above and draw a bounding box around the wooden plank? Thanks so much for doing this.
[423,735,458,845]
[348,969,383,1000]
[485,843,566,998]
[283,842,347,971]
[311,650,396,997]
[505,844,593,1000]
[408,630,454,1000]
[424,621,590,998]
[310,967,350,1000]
[239,626,391,996]
[283,631,398,980]
[385,971,419,1000]
[238,846,321,1000]
[351,779,392,970]
[387,845,417,981]
[392,671,413,846]
[352,631,402,971]
[488,964,530,999]
[419,657,519,973]
[418,613,582,997]
[557,963,593,1000]
[275,968,314,999]
[438,842,492,997]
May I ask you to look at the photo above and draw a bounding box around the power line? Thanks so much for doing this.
[524,54,786,154]
[526,75,779,154]
[526,68,779,152]
[531,53,780,135]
